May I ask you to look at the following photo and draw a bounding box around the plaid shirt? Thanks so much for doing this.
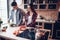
[25,12,37,27]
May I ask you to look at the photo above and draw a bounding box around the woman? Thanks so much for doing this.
[25,4,37,27]
[16,4,37,40]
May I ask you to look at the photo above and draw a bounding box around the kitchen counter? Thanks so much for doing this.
[0,27,30,40]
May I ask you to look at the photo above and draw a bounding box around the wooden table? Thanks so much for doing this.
[36,19,55,28]
[36,19,55,38]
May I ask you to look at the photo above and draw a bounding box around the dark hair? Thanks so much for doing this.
[29,3,37,14]
[11,2,17,6]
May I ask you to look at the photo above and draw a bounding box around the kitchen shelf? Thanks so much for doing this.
[24,0,57,10]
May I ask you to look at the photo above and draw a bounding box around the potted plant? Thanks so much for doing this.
[0,18,3,28]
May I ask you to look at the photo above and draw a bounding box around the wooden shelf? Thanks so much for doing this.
[24,0,57,10]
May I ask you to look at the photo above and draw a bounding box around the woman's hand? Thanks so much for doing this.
[13,30,19,36]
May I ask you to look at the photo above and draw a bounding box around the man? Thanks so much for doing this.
[8,2,25,26]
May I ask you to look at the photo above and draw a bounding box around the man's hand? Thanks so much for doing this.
[8,20,10,24]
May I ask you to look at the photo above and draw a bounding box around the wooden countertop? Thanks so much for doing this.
[36,19,55,23]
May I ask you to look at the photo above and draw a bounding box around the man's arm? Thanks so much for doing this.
[8,11,13,23]
[18,9,25,25]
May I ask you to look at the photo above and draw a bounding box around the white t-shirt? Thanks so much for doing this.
[13,10,17,24]
[27,16,32,25]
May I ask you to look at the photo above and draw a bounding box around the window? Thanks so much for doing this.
[33,5,38,9]
[24,5,27,9]
[46,0,57,3]
[31,0,38,4]
[0,0,8,24]
[39,0,43,3]
[24,5,38,9]
[39,4,46,9]
[31,0,35,3]
[24,0,29,4]
[24,0,38,9]
[48,4,56,9]
[53,0,57,3]
[58,12,60,19]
